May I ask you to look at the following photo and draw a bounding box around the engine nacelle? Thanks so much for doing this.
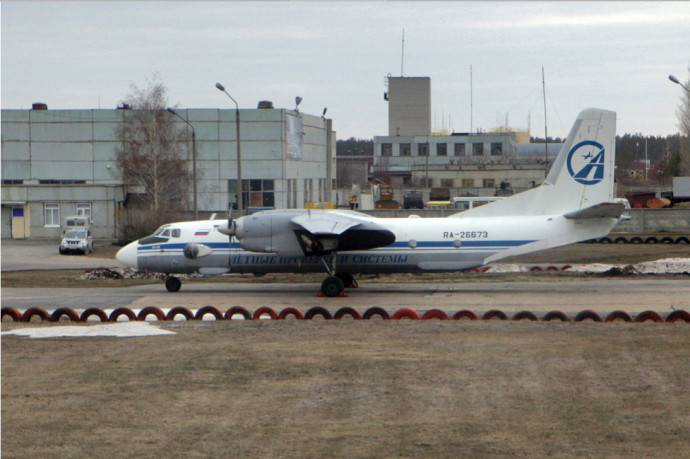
[183,243,212,259]
[234,212,304,256]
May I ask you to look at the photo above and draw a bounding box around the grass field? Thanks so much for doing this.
[2,321,690,457]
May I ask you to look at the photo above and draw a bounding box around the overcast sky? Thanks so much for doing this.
[2,1,689,140]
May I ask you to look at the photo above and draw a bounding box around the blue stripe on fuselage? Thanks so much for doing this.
[136,239,534,253]
[389,240,534,248]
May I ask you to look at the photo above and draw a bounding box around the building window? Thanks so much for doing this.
[3,179,23,185]
[45,203,60,227]
[76,202,91,220]
[462,179,474,188]
[250,179,275,208]
[228,179,275,210]
[491,142,503,156]
[473,143,484,156]
[454,143,466,156]
[39,179,86,185]
[381,144,392,157]
[483,178,495,188]
[400,143,411,156]
[417,143,428,156]
[436,143,447,156]
[440,179,454,187]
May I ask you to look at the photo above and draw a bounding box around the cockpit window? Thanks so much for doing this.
[153,225,170,236]
[138,235,169,245]
[138,224,174,245]
[171,228,181,238]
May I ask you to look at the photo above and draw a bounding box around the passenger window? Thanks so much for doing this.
[171,229,181,238]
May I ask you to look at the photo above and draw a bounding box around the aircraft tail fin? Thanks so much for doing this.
[451,108,616,218]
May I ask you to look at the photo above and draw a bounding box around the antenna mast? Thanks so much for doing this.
[470,65,474,133]
[401,29,405,76]
[542,66,548,178]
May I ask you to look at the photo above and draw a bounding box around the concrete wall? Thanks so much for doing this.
[387,77,431,136]
[1,185,124,239]
[611,208,690,234]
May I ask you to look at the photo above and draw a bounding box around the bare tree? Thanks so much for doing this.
[116,76,192,238]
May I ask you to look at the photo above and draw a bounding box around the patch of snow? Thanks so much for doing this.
[1,322,176,339]
[634,258,690,274]
[566,263,616,273]
[484,264,524,273]
[489,258,690,274]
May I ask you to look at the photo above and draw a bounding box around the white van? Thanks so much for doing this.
[59,216,93,255]
[59,228,93,254]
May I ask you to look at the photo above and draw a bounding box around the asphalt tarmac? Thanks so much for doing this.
[1,239,124,271]
[2,239,689,316]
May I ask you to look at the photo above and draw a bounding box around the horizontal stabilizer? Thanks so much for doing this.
[291,212,361,235]
[563,202,625,219]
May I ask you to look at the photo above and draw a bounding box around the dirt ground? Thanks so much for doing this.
[2,321,689,458]
[2,243,690,458]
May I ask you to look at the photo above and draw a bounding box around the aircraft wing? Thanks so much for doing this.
[290,212,363,235]
[563,202,625,219]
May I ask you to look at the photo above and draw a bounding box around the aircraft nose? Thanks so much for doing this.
[116,241,139,269]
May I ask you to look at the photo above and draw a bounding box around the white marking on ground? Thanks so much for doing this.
[1,322,176,339]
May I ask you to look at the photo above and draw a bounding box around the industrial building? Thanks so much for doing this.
[1,105,335,239]
[370,76,559,200]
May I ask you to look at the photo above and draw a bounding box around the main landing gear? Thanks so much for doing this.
[318,253,357,297]
[165,276,181,292]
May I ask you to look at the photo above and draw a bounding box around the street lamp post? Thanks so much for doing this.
[215,82,243,217]
[166,108,197,220]
[669,75,690,93]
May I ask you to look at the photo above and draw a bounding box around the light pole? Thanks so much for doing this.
[166,108,197,220]
[215,82,243,216]
[669,74,690,93]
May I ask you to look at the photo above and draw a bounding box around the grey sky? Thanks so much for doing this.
[2,1,689,139]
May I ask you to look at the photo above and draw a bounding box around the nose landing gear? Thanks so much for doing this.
[317,253,354,297]
[165,276,181,292]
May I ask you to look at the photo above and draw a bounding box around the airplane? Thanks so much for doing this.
[116,108,625,296]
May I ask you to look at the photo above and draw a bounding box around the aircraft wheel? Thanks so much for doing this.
[165,276,182,293]
[321,276,345,297]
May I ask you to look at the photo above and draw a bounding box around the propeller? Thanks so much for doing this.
[218,209,236,236]
[217,209,237,271]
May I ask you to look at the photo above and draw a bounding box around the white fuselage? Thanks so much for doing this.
[116,212,616,275]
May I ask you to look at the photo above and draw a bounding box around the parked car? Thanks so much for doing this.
[59,229,93,255]
[403,190,424,209]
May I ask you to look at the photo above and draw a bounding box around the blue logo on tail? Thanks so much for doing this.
[567,141,605,185]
